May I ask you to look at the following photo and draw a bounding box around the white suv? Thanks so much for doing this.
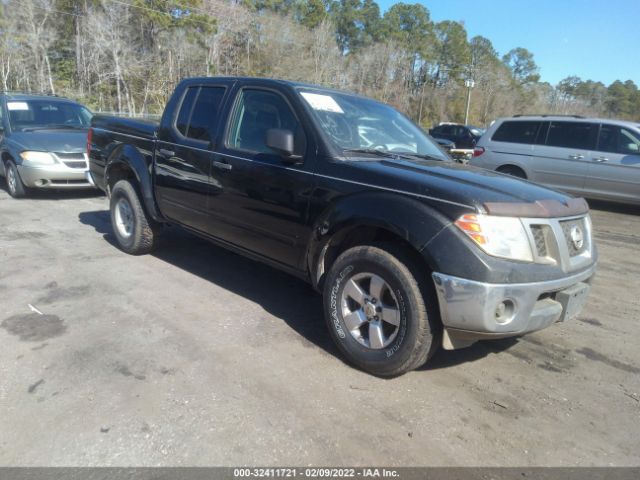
[470,115,640,206]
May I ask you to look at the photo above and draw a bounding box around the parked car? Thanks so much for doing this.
[433,137,455,153]
[0,93,94,198]
[429,123,485,150]
[88,77,596,376]
[470,115,640,206]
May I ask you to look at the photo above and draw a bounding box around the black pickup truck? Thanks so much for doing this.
[87,77,597,376]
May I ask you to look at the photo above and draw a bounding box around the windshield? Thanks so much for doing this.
[468,126,486,137]
[298,89,448,161]
[7,100,92,131]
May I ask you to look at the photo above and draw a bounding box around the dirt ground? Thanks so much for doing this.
[0,184,638,466]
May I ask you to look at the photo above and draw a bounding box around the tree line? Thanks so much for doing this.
[0,0,638,126]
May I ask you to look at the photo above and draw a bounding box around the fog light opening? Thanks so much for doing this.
[495,299,516,325]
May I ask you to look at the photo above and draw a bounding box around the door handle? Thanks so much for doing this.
[159,148,175,157]
[213,160,232,171]
[592,156,609,162]
[568,154,584,160]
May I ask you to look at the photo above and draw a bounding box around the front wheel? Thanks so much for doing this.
[109,179,159,255]
[323,244,440,377]
[5,161,28,198]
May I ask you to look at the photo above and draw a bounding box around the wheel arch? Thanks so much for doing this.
[307,192,451,290]
[1,151,10,175]
[496,163,528,179]
[105,144,163,222]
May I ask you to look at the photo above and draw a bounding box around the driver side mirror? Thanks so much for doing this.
[266,128,302,163]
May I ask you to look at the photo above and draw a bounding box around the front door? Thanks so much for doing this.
[209,87,316,270]
[585,124,640,204]
[155,85,227,234]
[529,120,597,195]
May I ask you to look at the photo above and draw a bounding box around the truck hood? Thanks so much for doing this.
[342,157,585,216]
[10,129,88,153]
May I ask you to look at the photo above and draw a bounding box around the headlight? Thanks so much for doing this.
[19,151,56,164]
[455,214,534,262]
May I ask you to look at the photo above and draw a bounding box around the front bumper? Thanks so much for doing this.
[18,164,94,189]
[432,263,597,349]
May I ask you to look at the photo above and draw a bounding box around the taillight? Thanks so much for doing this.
[86,128,93,156]
[473,146,485,157]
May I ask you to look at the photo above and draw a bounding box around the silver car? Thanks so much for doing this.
[470,115,640,205]
[0,93,94,198]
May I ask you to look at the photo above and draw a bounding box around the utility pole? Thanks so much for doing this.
[464,79,475,125]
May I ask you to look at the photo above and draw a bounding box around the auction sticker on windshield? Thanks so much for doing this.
[7,102,29,111]
[301,92,344,113]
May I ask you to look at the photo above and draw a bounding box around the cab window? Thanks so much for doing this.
[175,87,198,136]
[175,86,226,142]
[228,89,304,157]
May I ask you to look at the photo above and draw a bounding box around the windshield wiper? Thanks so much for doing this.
[344,148,446,163]
[397,152,447,162]
[342,148,398,158]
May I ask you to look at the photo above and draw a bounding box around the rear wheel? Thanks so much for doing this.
[497,165,526,179]
[110,179,159,255]
[323,244,440,377]
[5,160,28,198]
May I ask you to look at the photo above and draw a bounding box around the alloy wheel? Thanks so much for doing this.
[340,272,401,349]
[114,197,134,238]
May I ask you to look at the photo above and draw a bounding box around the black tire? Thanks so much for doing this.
[497,165,526,179]
[5,160,28,198]
[109,179,159,255]
[323,244,440,377]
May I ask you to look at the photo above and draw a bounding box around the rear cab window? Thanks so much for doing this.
[174,86,226,143]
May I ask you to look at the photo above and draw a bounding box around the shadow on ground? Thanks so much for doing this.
[79,208,514,373]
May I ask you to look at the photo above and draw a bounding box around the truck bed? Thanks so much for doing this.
[91,115,159,139]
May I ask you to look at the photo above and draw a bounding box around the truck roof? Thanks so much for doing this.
[179,76,363,98]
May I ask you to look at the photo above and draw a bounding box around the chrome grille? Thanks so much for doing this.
[522,214,592,272]
[55,152,85,160]
[63,160,87,169]
[560,218,588,256]
[530,225,548,257]
[54,152,87,169]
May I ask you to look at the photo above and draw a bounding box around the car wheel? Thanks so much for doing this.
[5,160,28,198]
[110,179,159,255]
[323,244,440,377]
[497,165,526,179]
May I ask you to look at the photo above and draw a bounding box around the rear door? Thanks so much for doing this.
[584,123,640,203]
[155,85,227,233]
[529,120,597,194]
[454,126,475,149]
[481,120,540,171]
[431,125,453,142]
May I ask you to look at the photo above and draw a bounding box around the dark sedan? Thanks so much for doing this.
[429,123,485,150]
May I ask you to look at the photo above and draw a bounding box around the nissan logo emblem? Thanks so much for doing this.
[570,225,584,250]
